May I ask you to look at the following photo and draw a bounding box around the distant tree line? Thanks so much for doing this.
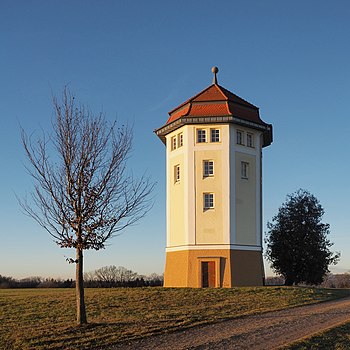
[0,266,163,289]
[0,275,74,289]
[264,276,285,286]
[84,265,163,287]
[321,273,350,289]
[265,273,350,289]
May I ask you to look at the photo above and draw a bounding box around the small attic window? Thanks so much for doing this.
[178,133,183,147]
[210,129,220,142]
[237,130,244,145]
[171,136,177,150]
[197,129,206,143]
[247,133,254,148]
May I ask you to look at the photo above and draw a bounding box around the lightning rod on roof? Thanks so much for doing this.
[212,66,219,84]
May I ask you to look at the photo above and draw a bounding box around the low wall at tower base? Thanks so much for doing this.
[164,249,264,288]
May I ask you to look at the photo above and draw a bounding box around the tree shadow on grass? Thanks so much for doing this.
[30,322,130,350]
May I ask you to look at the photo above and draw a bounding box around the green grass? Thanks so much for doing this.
[283,321,350,350]
[0,287,349,350]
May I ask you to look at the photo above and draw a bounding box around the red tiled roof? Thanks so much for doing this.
[192,85,228,102]
[166,105,191,124]
[188,103,231,117]
[219,85,259,109]
[156,80,272,148]
[166,83,266,126]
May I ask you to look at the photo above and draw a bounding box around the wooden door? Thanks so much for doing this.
[202,261,216,288]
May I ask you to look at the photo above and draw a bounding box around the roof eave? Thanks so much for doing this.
[154,115,273,147]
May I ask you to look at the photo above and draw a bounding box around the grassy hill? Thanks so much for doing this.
[1,287,349,350]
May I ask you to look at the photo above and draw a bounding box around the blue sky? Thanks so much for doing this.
[1,1,349,279]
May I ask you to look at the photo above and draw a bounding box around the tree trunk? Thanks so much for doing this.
[285,277,294,286]
[76,247,87,325]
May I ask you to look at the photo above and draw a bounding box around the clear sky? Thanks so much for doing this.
[1,1,350,279]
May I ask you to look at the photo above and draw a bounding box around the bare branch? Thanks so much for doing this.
[19,87,155,251]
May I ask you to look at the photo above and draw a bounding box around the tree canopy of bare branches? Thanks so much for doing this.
[84,265,164,287]
[20,88,154,325]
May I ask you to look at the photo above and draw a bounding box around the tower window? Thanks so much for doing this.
[197,129,206,143]
[237,130,244,145]
[210,129,220,142]
[247,133,254,148]
[203,160,214,177]
[178,133,183,147]
[171,136,177,150]
[241,161,249,179]
[204,193,214,209]
[174,165,180,183]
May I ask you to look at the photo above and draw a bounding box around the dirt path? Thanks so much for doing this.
[106,297,350,349]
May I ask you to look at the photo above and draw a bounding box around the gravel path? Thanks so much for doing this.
[106,296,350,350]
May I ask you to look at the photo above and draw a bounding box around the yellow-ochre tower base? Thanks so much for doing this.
[164,249,264,288]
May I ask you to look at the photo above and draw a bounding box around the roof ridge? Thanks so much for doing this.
[168,84,213,115]
[218,85,258,109]
[213,84,230,100]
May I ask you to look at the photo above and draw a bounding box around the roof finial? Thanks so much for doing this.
[212,66,219,84]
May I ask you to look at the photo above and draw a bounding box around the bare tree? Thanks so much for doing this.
[19,88,154,325]
[85,265,139,284]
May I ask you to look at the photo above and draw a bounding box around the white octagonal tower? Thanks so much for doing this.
[155,67,272,287]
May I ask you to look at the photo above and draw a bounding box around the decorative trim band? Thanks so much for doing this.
[166,244,262,252]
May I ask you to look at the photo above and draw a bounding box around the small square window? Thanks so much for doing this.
[210,129,220,142]
[174,165,180,183]
[247,133,254,148]
[171,136,177,150]
[197,129,206,143]
[203,160,214,177]
[204,193,214,209]
[237,130,244,145]
[178,133,183,147]
[241,161,249,179]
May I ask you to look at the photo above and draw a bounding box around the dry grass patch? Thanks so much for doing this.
[0,287,348,350]
[283,321,350,350]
